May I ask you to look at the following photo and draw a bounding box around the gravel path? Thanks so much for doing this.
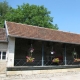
[0,71,80,80]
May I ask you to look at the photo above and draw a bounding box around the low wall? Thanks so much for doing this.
[7,68,80,75]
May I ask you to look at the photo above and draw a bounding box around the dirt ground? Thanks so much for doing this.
[0,71,80,80]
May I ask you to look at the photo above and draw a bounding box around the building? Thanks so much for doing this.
[0,21,80,75]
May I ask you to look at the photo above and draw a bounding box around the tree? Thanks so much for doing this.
[0,0,11,27]
[5,3,58,29]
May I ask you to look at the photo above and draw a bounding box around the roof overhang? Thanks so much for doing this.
[8,34,80,45]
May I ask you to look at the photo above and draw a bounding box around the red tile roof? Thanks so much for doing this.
[0,28,7,42]
[6,21,80,44]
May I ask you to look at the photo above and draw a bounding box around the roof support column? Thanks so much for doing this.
[64,44,67,65]
[42,42,44,66]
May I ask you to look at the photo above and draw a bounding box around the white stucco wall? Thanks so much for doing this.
[7,37,15,67]
[0,42,8,73]
[0,42,8,61]
[0,42,8,51]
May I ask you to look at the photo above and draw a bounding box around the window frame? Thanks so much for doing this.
[0,51,7,60]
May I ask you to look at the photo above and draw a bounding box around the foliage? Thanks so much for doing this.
[72,51,77,59]
[0,0,11,27]
[52,58,59,63]
[26,45,35,62]
[5,3,58,29]
[26,56,35,62]
[0,1,58,29]
[74,58,80,62]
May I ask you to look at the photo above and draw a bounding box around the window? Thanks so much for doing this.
[2,52,6,59]
[0,51,6,60]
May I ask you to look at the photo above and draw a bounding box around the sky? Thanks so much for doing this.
[0,0,80,34]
